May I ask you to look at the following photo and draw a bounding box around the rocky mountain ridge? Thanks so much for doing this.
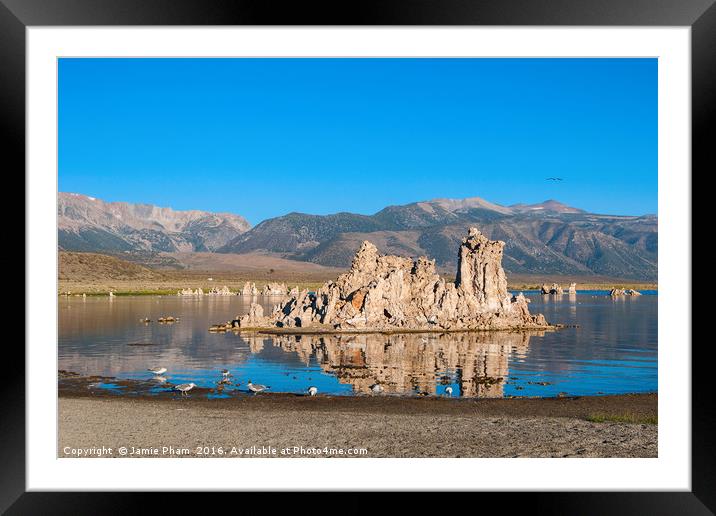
[58,192,657,280]
[58,192,251,253]
[220,197,657,280]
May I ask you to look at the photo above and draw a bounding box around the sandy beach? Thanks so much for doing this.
[59,393,657,458]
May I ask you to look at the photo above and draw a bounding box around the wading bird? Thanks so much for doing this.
[174,383,196,397]
[247,380,269,394]
[445,386,453,397]
[307,386,318,396]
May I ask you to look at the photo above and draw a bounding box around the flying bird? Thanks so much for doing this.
[546,177,563,181]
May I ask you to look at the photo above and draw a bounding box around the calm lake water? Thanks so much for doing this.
[58,291,657,398]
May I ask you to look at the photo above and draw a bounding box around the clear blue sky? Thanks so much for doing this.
[59,58,657,224]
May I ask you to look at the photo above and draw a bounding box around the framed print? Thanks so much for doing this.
[5,0,712,512]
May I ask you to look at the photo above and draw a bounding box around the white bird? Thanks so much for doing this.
[247,380,269,394]
[445,386,453,397]
[148,367,167,376]
[370,384,383,395]
[174,383,196,397]
[220,369,231,378]
[307,386,318,396]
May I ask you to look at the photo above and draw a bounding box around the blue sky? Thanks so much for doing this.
[59,58,657,224]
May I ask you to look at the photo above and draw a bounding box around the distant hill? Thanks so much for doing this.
[219,197,657,280]
[58,192,251,253]
[59,252,166,282]
[510,199,586,214]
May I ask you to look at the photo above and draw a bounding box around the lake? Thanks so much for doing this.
[58,291,657,398]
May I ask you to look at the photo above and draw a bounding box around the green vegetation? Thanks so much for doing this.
[59,290,179,297]
[111,290,180,296]
[586,413,658,425]
[58,281,329,297]
[60,279,657,297]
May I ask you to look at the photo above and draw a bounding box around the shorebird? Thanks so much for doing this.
[174,383,196,397]
[220,369,231,379]
[247,380,269,394]
[148,367,167,376]
[370,384,384,395]
[307,386,318,396]
[445,386,453,397]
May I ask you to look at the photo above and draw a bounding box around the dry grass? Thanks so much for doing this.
[58,251,656,295]
[58,251,341,294]
[59,252,165,282]
[59,276,331,295]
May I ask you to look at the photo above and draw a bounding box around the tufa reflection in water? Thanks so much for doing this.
[263,331,543,397]
[59,294,657,398]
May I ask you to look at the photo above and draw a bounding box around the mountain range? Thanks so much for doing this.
[58,192,251,253]
[58,193,657,280]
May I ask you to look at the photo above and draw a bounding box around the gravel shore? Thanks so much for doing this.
[58,393,657,458]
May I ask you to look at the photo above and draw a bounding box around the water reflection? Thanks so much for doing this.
[58,292,657,398]
[268,332,541,397]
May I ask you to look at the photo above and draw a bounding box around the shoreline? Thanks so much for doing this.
[58,391,657,458]
[59,373,657,410]
[59,385,657,419]
[225,325,559,335]
[59,372,657,421]
[59,285,659,297]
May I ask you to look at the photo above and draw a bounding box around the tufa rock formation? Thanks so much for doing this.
[267,227,549,331]
[240,282,259,296]
[240,282,291,297]
[609,288,642,297]
[541,283,564,295]
[261,282,289,296]
[207,285,232,296]
[178,287,204,296]
[239,302,266,327]
[210,303,268,332]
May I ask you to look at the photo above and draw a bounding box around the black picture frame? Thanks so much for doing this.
[4,0,709,512]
